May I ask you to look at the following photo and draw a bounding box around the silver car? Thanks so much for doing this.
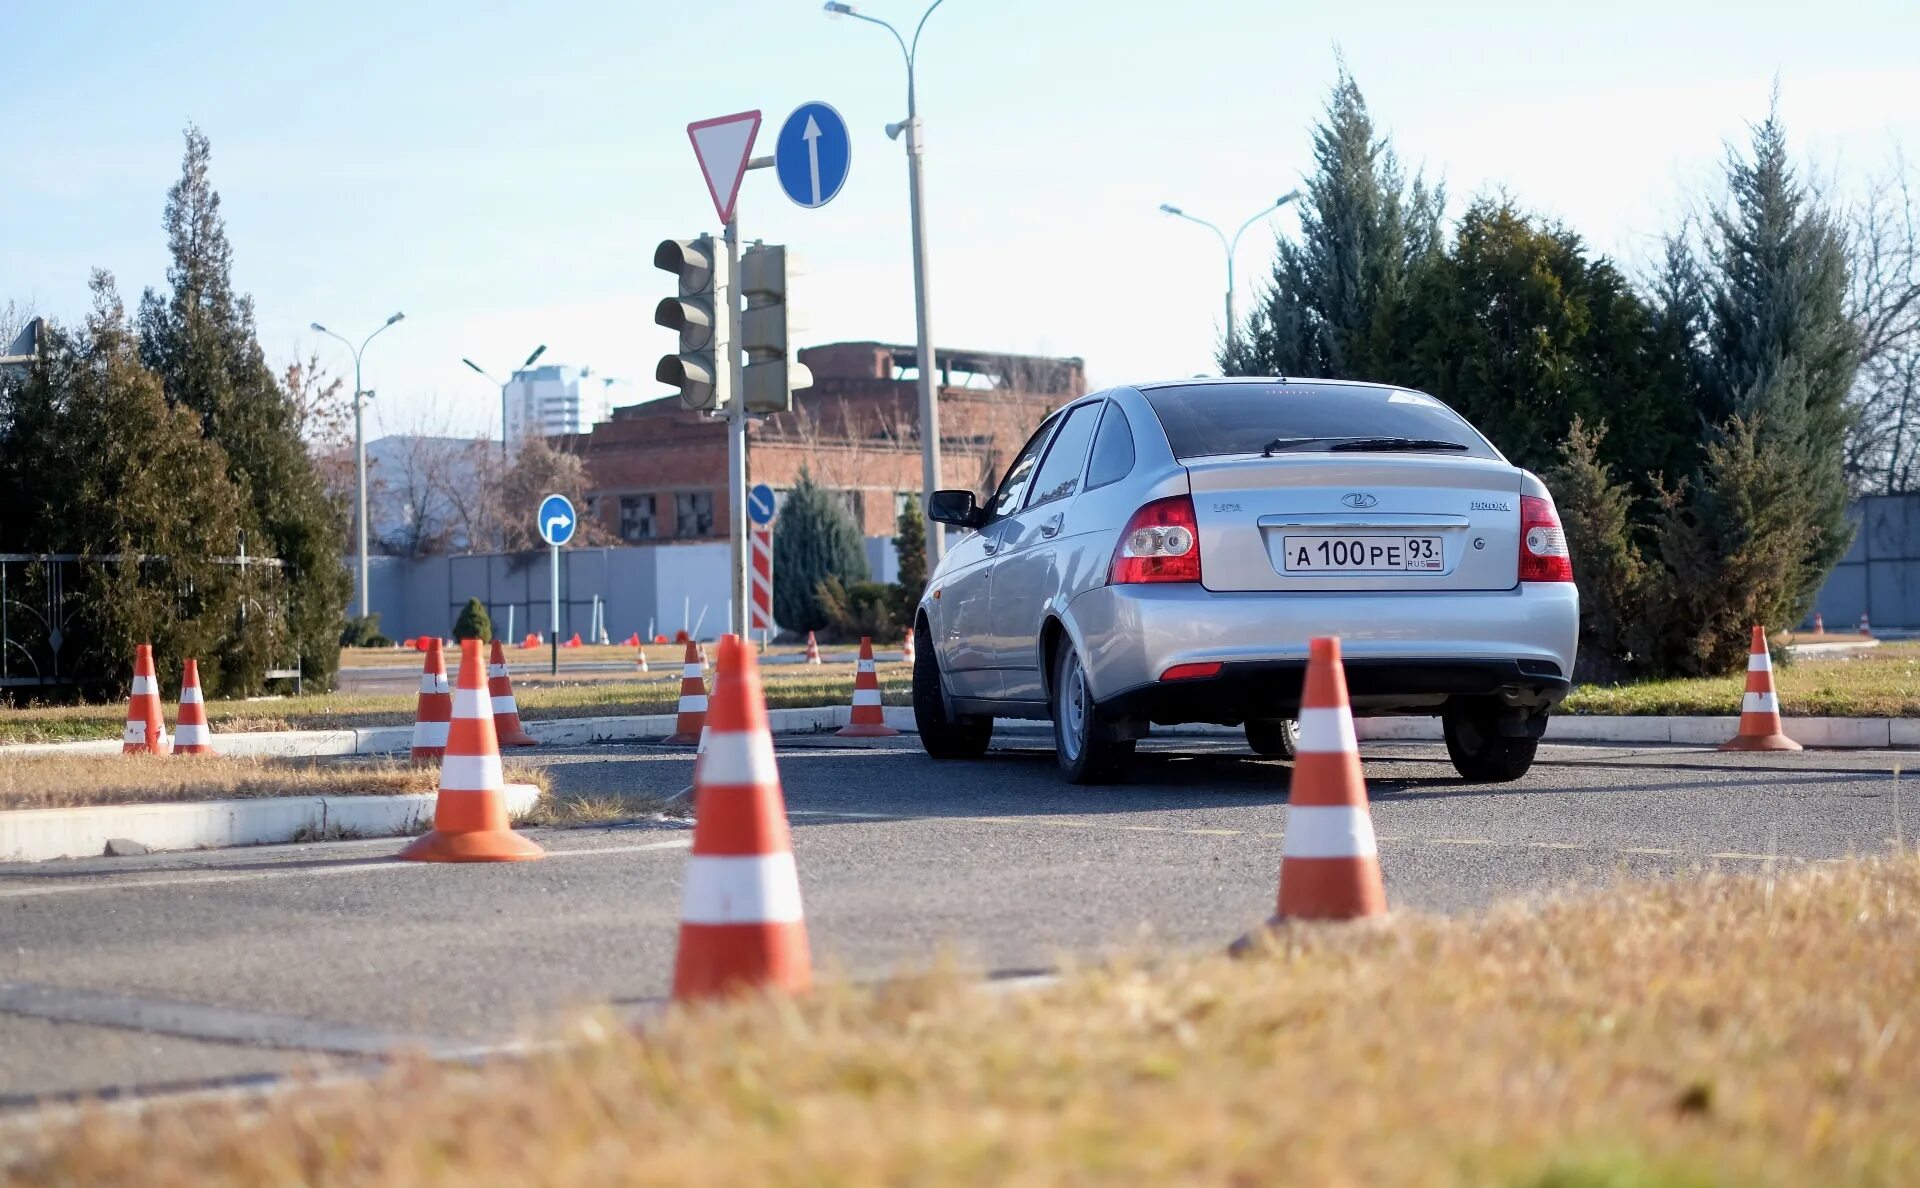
[911,377,1578,784]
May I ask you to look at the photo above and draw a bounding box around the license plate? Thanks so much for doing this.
[1281,535,1444,572]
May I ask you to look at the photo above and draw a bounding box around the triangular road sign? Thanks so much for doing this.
[687,110,762,226]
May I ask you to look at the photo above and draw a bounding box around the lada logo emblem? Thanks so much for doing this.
[1340,492,1378,508]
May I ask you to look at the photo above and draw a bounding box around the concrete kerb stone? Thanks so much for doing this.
[0,784,542,864]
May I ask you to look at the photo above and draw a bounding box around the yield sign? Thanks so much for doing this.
[686,110,761,225]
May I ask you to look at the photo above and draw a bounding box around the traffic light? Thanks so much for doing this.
[739,242,814,413]
[654,235,729,411]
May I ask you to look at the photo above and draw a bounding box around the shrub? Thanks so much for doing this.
[816,576,899,643]
[890,493,928,627]
[453,598,493,643]
[773,473,868,633]
[340,614,384,648]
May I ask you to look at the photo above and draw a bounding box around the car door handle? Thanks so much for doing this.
[1039,514,1063,538]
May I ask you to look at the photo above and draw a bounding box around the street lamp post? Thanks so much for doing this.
[1159,191,1302,360]
[462,344,547,463]
[311,313,405,620]
[824,0,948,571]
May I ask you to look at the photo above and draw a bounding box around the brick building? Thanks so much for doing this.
[565,342,1084,541]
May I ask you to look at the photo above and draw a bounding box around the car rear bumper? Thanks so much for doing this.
[1066,581,1578,721]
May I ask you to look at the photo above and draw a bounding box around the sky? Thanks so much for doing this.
[5,0,1919,441]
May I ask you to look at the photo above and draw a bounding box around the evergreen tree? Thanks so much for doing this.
[136,126,350,691]
[1225,64,1443,380]
[890,493,928,627]
[1544,418,1652,682]
[453,597,492,643]
[772,472,868,633]
[1,273,258,696]
[1691,103,1858,609]
[1405,199,1694,485]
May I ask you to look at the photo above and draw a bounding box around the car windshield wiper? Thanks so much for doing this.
[1260,436,1337,456]
[1325,437,1470,453]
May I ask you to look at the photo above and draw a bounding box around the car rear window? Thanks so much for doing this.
[1141,383,1500,461]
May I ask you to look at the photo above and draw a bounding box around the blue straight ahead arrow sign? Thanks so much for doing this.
[775,102,851,210]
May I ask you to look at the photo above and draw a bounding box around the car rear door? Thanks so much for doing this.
[985,400,1103,702]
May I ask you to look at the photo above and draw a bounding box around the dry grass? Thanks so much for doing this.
[8,856,1918,1185]
[0,753,552,812]
[1565,640,1920,718]
[0,665,912,745]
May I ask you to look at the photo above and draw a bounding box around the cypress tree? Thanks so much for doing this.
[453,597,492,643]
[772,472,868,633]
[137,126,351,691]
[1225,64,1443,381]
[891,493,928,626]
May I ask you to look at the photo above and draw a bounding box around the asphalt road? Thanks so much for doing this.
[0,735,1909,1108]
[336,650,900,693]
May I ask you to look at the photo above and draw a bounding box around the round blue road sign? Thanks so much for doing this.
[538,493,576,547]
[774,102,851,209]
[747,483,778,525]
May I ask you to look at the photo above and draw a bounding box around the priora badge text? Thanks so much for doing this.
[1340,492,1379,508]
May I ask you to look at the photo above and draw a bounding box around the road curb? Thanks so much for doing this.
[0,784,542,864]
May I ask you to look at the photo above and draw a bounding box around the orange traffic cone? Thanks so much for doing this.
[172,658,213,755]
[399,639,544,863]
[1812,613,1825,635]
[636,645,651,674]
[1859,614,1873,638]
[521,633,538,650]
[901,627,916,666]
[837,636,899,738]
[803,631,822,665]
[625,632,640,647]
[410,639,452,764]
[671,635,811,1001]
[488,639,538,747]
[1233,637,1385,951]
[121,643,171,756]
[676,634,737,808]
[665,640,709,744]
[1721,626,1801,752]
[565,632,582,648]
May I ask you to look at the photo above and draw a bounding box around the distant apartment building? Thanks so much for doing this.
[502,364,627,442]
[562,341,1086,542]
[0,318,45,380]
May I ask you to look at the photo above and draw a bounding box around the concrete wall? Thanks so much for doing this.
[349,537,900,643]
[1813,495,1920,631]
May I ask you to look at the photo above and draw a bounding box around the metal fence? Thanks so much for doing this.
[1812,495,1920,632]
[0,553,287,688]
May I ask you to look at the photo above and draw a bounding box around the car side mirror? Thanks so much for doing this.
[927,489,986,530]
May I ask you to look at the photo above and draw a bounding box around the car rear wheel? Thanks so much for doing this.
[1053,642,1134,784]
[912,618,992,759]
[1245,717,1299,758]
[1443,697,1540,782]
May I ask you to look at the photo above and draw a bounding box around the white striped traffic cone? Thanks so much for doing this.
[665,640,708,745]
[1721,626,1800,751]
[172,658,213,755]
[410,638,452,764]
[803,631,822,665]
[672,635,810,1001]
[836,636,899,738]
[488,639,537,747]
[399,638,544,862]
[636,645,650,674]
[1233,637,1385,951]
[121,643,171,756]
[901,627,916,666]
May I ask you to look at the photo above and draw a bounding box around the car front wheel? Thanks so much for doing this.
[1052,642,1134,784]
[1442,697,1541,783]
[912,618,992,759]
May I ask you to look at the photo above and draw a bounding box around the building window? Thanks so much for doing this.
[676,490,715,537]
[619,494,657,541]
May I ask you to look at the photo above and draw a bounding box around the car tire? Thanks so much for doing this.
[912,618,992,760]
[1052,641,1134,784]
[1245,717,1299,758]
[1443,698,1540,783]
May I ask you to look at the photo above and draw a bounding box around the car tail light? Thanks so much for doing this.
[1160,661,1221,682]
[1111,494,1201,584]
[1519,495,1573,582]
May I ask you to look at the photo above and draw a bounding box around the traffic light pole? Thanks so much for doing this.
[725,213,748,639]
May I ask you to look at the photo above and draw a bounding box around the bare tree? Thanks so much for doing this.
[283,352,355,504]
[1847,150,1920,494]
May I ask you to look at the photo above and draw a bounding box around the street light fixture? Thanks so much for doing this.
[1159,190,1302,362]
[311,312,405,620]
[823,0,948,571]
[462,344,547,461]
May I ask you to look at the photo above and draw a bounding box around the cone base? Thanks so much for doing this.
[498,734,540,747]
[672,921,812,1002]
[1720,732,1803,752]
[171,746,214,756]
[836,723,900,738]
[1228,912,1394,957]
[664,732,704,745]
[398,828,545,862]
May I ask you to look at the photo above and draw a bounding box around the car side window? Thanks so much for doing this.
[1085,401,1136,491]
[1024,402,1102,509]
[988,417,1058,520]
